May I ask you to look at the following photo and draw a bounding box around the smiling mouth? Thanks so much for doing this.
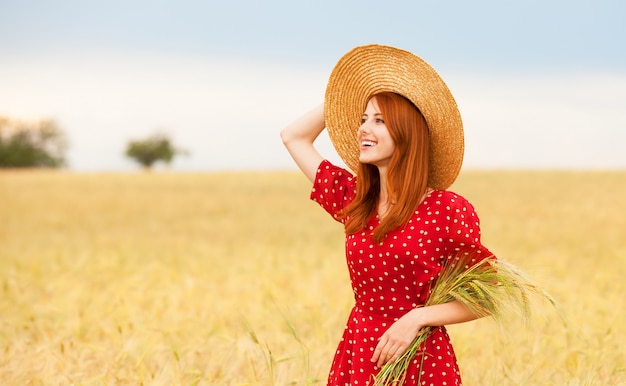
[361,140,377,147]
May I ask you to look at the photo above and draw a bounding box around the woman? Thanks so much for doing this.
[281,44,494,386]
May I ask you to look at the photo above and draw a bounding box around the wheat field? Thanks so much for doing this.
[1,169,625,385]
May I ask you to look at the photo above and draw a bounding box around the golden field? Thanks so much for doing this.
[1,169,625,385]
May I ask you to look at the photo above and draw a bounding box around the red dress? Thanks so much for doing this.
[310,160,493,386]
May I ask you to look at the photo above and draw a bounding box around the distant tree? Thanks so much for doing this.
[125,132,187,170]
[0,116,68,168]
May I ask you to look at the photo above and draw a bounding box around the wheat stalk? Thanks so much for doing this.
[373,252,555,385]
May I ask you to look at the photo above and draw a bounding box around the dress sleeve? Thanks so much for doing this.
[310,160,356,224]
[444,192,495,265]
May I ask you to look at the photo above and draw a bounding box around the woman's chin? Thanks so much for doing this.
[358,153,373,164]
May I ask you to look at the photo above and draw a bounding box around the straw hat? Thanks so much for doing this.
[324,44,464,190]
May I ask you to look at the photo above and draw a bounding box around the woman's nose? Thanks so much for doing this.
[357,123,370,136]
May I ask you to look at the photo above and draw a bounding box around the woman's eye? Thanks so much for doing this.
[361,118,366,124]
[376,118,385,124]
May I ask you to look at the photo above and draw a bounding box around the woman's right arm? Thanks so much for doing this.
[280,103,325,183]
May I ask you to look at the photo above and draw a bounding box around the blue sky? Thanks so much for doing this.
[1,0,625,171]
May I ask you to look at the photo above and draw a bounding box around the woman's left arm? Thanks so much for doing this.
[371,300,481,368]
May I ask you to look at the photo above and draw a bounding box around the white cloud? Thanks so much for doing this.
[1,53,624,171]
[449,71,626,169]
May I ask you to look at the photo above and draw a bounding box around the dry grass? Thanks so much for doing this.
[0,169,624,385]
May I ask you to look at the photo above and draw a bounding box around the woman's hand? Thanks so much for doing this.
[370,300,483,368]
[371,308,424,368]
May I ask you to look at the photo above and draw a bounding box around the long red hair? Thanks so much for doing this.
[344,92,430,242]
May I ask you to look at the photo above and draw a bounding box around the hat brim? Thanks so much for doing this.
[324,44,464,190]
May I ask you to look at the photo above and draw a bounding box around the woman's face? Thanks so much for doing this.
[357,96,396,169]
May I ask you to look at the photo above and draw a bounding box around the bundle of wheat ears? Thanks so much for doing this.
[373,252,556,386]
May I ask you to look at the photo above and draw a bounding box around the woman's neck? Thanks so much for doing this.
[377,167,390,217]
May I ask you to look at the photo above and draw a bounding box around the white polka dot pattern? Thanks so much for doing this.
[311,160,492,386]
